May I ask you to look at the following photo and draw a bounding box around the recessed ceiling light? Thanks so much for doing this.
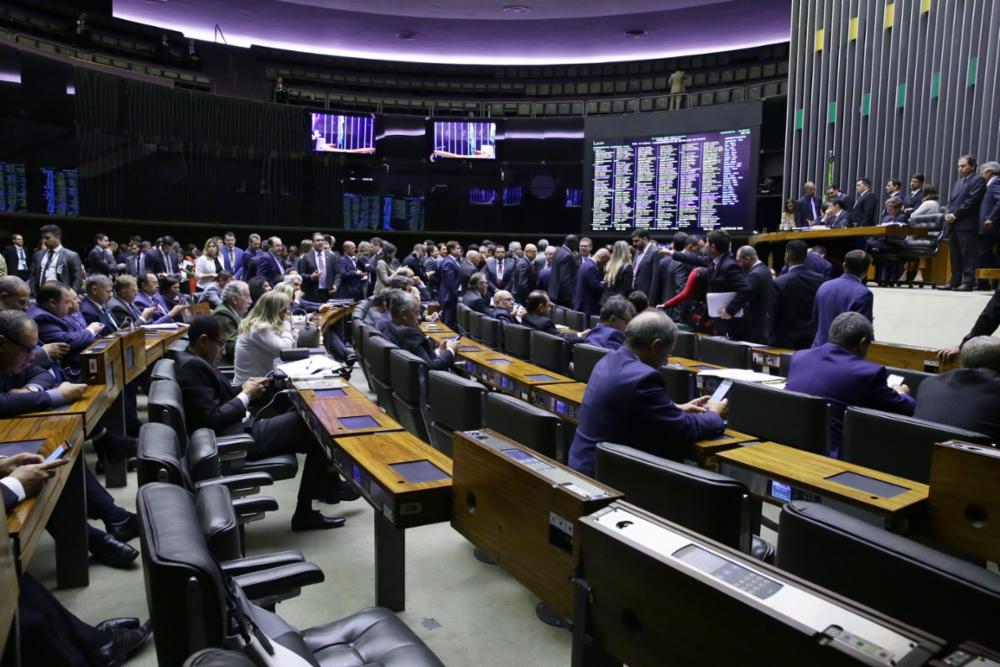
[396,30,418,40]
[503,5,531,13]
[624,29,647,39]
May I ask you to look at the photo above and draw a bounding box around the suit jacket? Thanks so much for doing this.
[905,189,924,210]
[379,321,455,371]
[3,244,30,279]
[945,174,987,234]
[297,250,338,302]
[212,303,242,364]
[458,259,477,294]
[962,283,1000,344]
[979,177,1000,237]
[786,343,915,455]
[768,266,824,349]
[143,248,180,276]
[123,253,148,277]
[508,256,537,304]
[30,247,83,294]
[198,282,224,309]
[489,307,516,325]
[485,256,512,290]
[220,245,245,277]
[746,262,774,344]
[573,257,602,317]
[461,290,490,314]
[28,305,96,368]
[582,324,625,350]
[87,246,119,276]
[438,256,461,328]
[2,484,15,512]
[648,255,680,307]
[708,253,752,318]
[568,347,725,476]
[78,297,119,337]
[402,253,428,286]
[781,252,832,281]
[256,252,285,287]
[631,244,658,297]
[107,295,140,328]
[238,249,261,280]
[134,291,176,323]
[812,274,873,347]
[521,312,560,336]
[849,190,877,227]
[826,210,851,228]
[547,245,578,308]
[333,254,365,301]
[794,195,822,225]
[174,350,247,435]
[0,364,60,417]
[913,368,1000,443]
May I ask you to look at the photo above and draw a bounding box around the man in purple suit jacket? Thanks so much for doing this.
[220,232,245,279]
[547,234,579,308]
[256,236,286,287]
[786,312,914,456]
[569,310,727,477]
[581,295,635,350]
[573,247,606,317]
[437,241,462,329]
[29,282,105,371]
[812,250,873,347]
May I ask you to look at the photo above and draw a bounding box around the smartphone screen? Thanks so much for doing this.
[886,374,904,388]
[44,444,67,463]
[709,379,733,403]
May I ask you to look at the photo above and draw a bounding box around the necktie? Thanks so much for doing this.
[810,199,818,221]
[42,250,54,282]
[225,249,234,272]
[317,251,326,288]
[497,260,504,281]
[17,246,25,270]
[163,250,172,274]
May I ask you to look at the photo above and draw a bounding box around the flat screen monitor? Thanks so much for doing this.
[382,195,425,231]
[502,186,523,207]
[470,187,497,205]
[310,112,375,154]
[343,193,381,230]
[565,187,582,208]
[40,167,79,216]
[0,161,27,213]
[432,120,496,160]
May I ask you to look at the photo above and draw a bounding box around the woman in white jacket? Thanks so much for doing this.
[233,290,297,384]
[194,236,224,292]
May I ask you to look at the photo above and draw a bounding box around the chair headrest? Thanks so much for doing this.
[195,485,241,562]
[137,422,185,487]
[186,428,221,482]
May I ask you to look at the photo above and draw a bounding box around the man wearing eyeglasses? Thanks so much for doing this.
[0,275,70,370]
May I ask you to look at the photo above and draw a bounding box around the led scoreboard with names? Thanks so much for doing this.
[591,127,753,232]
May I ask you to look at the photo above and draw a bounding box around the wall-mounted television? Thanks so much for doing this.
[40,167,78,216]
[0,161,27,213]
[310,112,375,154]
[432,120,496,160]
[470,187,497,205]
[502,186,523,207]
[565,188,582,208]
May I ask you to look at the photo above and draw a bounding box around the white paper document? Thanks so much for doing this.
[276,355,343,379]
[707,292,744,318]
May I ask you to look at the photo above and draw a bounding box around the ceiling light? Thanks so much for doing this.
[396,30,418,40]
[624,29,647,39]
[503,5,531,13]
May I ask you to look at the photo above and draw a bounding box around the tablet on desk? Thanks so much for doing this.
[0,439,45,457]
[389,460,450,484]
[337,415,380,430]
[824,471,909,498]
[526,373,558,382]
[314,388,348,398]
[487,358,513,366]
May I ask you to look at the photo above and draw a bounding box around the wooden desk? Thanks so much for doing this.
[457,349,575,401]
[749,345,793,375]
[716,441,928,530]
[749,225,916,246]
[686,429,761,470]
[0,501,16,652]
[290,382,403,453]
[144,332,164,365]
[118,327,148,384]
[3,415,88,588]
[425,332,485,355]
[530,382,586,424]
[334,431,453,611]
[867,341,957,374]
[21,381,116,437]
[190,302,212,316]
[665,357,727,394]
[142,324,188,363]
[419,321,456,336]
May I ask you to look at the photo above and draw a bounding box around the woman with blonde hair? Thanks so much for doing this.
[233,290,296,384]
[194,236,223,292]
[601,240,634,304]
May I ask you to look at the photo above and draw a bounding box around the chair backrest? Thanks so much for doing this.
[148,379,190,448]
[479,316,502,349]
[137,422,189,489]
[166,338,189,361]
[457,303,472,336]
[658,365,695,404]
[778,351,794,377]
[484,392,565,461]
[884,366,934,395]
[572,343,610,383]
[195,484,242,563]
[551,305,567,326]
[151,358,176,383]
[726,381,829,454]
[841,407,992,483]
[529,330,571,375]
[365,335,399,416]
[501,323,532,360]
[596,443,753,554]
[673,331,699,359]
[698,337,752,369]
[589,314,600,329]
[468,310,484,342]
[389,348,428,440]
[425,370,486,455]
[907,213,945,231]
[778,500,1000,651]
[138,482,228,666]
[564,310,588,331]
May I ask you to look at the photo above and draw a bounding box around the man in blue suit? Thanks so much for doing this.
[943,154,987,291]
[568,310,727,477]
[768,240,824,349]
[573,246,605,317]
[976,161,1000,286]
[256,236,286,287]
[78,274,119,337]
[142,236,181,279]
[849,178,878,227]
[786,312,914,457]
[238,233,262,280]
[794,181,822,226]
[705,230,753,341]
[134,272,184,322]
[220,232,245,278]
[547,234,578,308]
[812,250,873,347]
[29,282,105,371]
[438,240,462,329]
[333,240,366,301]
[582,295,635,350]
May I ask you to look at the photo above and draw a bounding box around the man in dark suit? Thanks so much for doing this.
[438,241,462,329]
[379,290,459,371]
[174,316,345,531]
[333,241,366,302]
[78,274,119,337]
[30,224,83,294]
[87,234,123,277]
[976,161,1000,285]
[736,245,773,344]
[488,290,521,324]
[461,272,490,314]
[123,240,148,277]
[812,250,873,347]
[573,246,604,317]
[508,243,538,305]
[402,243,429,287]
[647,248,680,310]
[238,233,262,280]
[937,282,1000,363]
[547,234,579,308]
[142,235,181,280]
[914,336,1000,443]
[821,197,851,228]
[255,236,286,287]
[630,228,658,297]
[521,290,584,343]
[768,240,824,349]
[568,310,727,476]
[804,247,833,280]
[582,295,635,350]
[881,179,904,216]
[786,312,914,456]
[849,178,877,227]
[220,231,245,278]
[794,181,822,226]
[3,233,31,281]
[943,154,987,290]
[28,282,105,372]
[903,173,925,215]
[458,250,479,294]
[485,245,511,291]
[298,233,338,302]
[704,230,753,341]
[107,275,169,328]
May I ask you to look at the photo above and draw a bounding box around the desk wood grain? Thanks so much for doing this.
[20,384,115,436]
[297,390,403,437]
[749,225,915,245]
[458,349,575,386]
[666,356,725,373]
[531,382,586,406]
[419,322,456,336]
[867,341,957,373]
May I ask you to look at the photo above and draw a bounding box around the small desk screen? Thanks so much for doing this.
[390,460,450,483]
[314,388,348,398]
[124,347,135,369]
[825,471,909,498]
[770,480,792,503]
[0,439,45,457]
[338,415,380,429]
[526,373,558,382]
[458,345,480,352]
[487,358,513,366]
[503,448,538,464]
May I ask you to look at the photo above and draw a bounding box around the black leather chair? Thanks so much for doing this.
[572,343,609,383]
[352,321,375,392]
[530,330,571,376]
[423,370,486,456]
[551,305,567,326]
[468,310,485,343]
[138,483,444,667]
[658,364,695,404]
[484,392,565,462]
[364,335,400,419]
[183,649,256,667]
[151,358,176,383]
[588,315,599,329]
[884,366,934,395]
[778,500,1000,651]
[564,310,588,331]
[457,303,472,336]
[673,331,699,359]
[501,322,532,360]
[841,407,992,483]
[875,213,945,287]
[596,443,774,562]
[166,338,189,361]
[698,336,752,369]
[726,381,829,454]
[389,348,428,440]
[479,316,502,349]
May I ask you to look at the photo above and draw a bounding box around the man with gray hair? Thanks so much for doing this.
[212,279,251,365]
[914,336,1000,442]
[568,310,727,477]
[79,274,118,337]
[976,160,1000,285]
[786,311,914,456]
[461,272,490,314]
[507,240,523,258]
[379,289,458,371]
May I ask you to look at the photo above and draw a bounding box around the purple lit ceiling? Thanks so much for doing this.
[113,0,790,65]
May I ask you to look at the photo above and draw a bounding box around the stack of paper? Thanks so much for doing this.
[276,355,343,379]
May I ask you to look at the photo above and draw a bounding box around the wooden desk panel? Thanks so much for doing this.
[530,382,586,423]
[79,336,124,401]
[867,341,957,374]
[688,429,761,470]
[458,350,574,386]
[749,225,915,245]
[118,328,148,384]
[294,390,403,440]
[320,305,353,333]
[667,356,725,372]
[190,302,212,316]
[21,383,115,436]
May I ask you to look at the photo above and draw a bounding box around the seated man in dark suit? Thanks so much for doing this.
[786,312,914,456]
[937,282,1000,362]
[768,240,824,349]
[29,282,106,372]
[867,197,908,284]
[568,310,727,477]
[378,289,458,371]
[174,315,346,531]
[488,290,522,325]
[460,272,490,314]
[582,295,635,350]
[78,274,119,337]
[812,250,873,347]
[821,197,851,228]
[520,290,584,343]
[914,336,1000,443]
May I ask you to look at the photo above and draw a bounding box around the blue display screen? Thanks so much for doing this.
[770,480,792,503]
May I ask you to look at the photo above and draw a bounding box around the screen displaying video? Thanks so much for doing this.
[432,121,496,159]
[310,112,375,154]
